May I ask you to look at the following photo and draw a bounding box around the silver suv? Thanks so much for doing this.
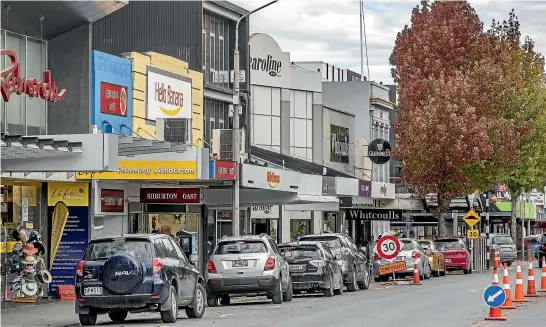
[206,234,293,306]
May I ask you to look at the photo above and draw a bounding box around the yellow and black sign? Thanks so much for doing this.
[378,261,407,275]
[76,160,198,180]
[467,229,480,239]
[463,209,481,228]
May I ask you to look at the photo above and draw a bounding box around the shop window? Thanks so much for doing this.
[164,119,188,144]
[203,10,232,90]
[290,219,311,241]
[1,183,42,230]
[148,213,199,236]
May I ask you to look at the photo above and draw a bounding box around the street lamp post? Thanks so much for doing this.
[232,0,278,237]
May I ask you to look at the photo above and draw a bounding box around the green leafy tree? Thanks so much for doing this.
[390,1,528,237]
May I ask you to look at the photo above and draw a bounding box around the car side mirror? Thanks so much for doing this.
[335,254,342,260]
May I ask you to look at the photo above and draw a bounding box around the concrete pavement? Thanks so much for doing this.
[1,267,545,327]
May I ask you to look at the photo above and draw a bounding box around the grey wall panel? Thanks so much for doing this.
[280,100,290,155]
[47,24,91,134]
[312,104,323,164]
[92,1,203,71]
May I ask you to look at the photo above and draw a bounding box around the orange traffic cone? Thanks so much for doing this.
[539,257,546,293]
[494,250,501,268]
[412,260,421,285]
[513,260,529,303]
[485,268,507,321]
[501,263,516,310]
[526,258,539,297]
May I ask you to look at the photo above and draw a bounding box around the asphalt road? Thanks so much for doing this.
[2,267,545,327]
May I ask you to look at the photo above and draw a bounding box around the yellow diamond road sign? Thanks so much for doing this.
[464,209,481,227]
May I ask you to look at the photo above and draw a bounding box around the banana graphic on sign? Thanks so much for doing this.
[159,106,182,116]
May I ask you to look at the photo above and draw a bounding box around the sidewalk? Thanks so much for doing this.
[1,300,79,327]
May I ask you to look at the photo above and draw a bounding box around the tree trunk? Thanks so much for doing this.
[436,193,448,238]
[511,195,517,241]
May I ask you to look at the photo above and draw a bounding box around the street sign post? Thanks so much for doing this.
[464,209,481,228]
[483,285,506,308]
[375,234,402,261]
[467,228,480,239]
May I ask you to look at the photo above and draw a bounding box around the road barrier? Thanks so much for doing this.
[471,236,488,271]
[501,263,516,310]
[526,258,539,297]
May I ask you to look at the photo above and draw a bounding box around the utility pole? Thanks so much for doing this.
[232,0,278,237]
[485,191,490,269]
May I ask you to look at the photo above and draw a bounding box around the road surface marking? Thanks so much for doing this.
[219,314,232,317]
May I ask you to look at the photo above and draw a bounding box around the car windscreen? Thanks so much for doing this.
[435,241,464,249]
[401,241,415,251]
[299,236,342,250]
[85,239,153,260]
[215,240,267,254]
[279,245,322,259]
[493,236,514,245]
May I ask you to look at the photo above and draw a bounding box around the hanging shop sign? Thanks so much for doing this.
[76,160,197,180]
[368,138,392,165]
[345,208,403,221]
[358,180,372,197]
[330,124,350,164]
[1,49,67,103]
[251,205,279,219]
[100,189,125,212]
[100,82,128,116]
[242,164,300,192]
[147,69,192,120]
[140,188,201,204]
[215,161,237,180]
[322,176,337,196]
[47,182,89,296]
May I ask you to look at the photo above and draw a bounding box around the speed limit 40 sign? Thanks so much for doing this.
[376,234,402,261]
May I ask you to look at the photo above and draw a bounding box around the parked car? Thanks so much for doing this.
[298,233,370,292]
[278,241,344,297]
[206,234,293,306]
[417,239,446,277]
[75,234,205,326]
[489,233,517,266]
[525,236,541,259]
[373,238,430,282]
[435,238,472,274]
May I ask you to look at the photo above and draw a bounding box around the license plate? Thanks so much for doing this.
[445,259,452,263]
[290,265,304,271]
[232,260,248,267]
[83,287,103,296]
[396,256,405,261]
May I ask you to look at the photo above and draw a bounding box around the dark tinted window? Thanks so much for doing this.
[435,240,464,249]
[162,238,178,258]
[85,239,152,260]
[401,240,415,251]
[215,240,267,254]
[279,245,322,259]
[322,245,335,260]
[493,236,514,245]
[154,239,167,258]
[170,238,188,262]
[299,236,342,250]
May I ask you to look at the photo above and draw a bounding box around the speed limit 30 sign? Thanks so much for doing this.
[376,234,402,261]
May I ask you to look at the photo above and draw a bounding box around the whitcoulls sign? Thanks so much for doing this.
[368,138,392,165]
[147,70,192,120]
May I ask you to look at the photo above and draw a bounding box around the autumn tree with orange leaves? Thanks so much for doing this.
[390,1,530,237]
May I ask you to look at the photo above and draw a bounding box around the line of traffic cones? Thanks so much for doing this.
[501,263,516,310]
[412,260,421,285]
[539,257,546,293]
[485,267,507,321]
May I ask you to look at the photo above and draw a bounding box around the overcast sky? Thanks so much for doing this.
[232,0,546,84]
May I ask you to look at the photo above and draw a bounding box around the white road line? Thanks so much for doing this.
[219,314,232,317]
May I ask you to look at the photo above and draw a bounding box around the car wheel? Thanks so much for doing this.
[160,286,178,323]
[207,296,218,307]
[79,313,97,326]
[324,274,334,297]
[539,260,543,268]
[185,283,206,319]
[272,279,283,304]
[440,269,446,276]
[463,268,469,275]
[283,277,293,302]
[220,294,231,306]
[346,269,357,292]
[108,310,128,322]
[424,264,432,280]
[358,269,370,290]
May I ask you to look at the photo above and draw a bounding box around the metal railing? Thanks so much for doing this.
[471,235,488,271]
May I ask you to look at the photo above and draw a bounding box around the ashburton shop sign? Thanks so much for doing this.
[250,55,282,77]
[1,49,67,102]
[345,208,402,221]
[140,188,201,204]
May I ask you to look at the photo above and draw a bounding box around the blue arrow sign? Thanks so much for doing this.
[483,285,506,308]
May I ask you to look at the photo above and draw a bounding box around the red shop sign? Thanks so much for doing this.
[140,188,200,204]
[1,49,67,103]
[216,161,237,179]
[100,82,128,116]
[100,189,125,212]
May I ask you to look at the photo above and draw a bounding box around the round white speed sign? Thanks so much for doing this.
[376,235,401,261]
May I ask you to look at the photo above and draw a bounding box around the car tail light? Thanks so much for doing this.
[76,261,84,277]
[540,245,546,250]
[412,251,421,259]
[427,252,433,257]
[374,253,380,261]
[264,257,275,271]
[207,260,217,274]
[152,258,163,274]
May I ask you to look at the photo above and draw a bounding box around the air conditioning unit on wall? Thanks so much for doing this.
[212,129,246,161]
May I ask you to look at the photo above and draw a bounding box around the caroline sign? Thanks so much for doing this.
[250,55,282,77]
[1,49,67,102]
[147,70,192,120]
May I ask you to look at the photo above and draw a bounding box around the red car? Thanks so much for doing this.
[434,238,472,274]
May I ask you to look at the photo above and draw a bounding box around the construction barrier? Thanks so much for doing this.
[485,268,507,321]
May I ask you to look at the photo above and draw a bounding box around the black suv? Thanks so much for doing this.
[75,234,206,326]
